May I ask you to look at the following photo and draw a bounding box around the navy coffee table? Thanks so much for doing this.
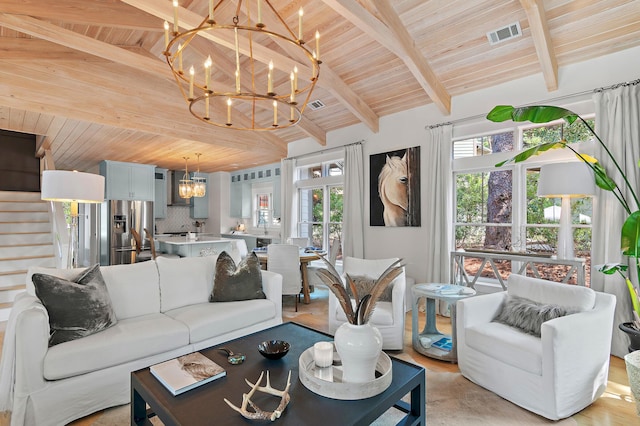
[132,322,425,425]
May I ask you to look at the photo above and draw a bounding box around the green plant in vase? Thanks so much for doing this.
[487,105,640,328]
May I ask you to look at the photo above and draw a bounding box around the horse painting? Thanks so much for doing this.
[370,146,420,227]
[378,153,408,226]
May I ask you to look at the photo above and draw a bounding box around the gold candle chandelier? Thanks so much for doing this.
[164,0,322,131]
[192,153,206,197]
[179,156,194,199]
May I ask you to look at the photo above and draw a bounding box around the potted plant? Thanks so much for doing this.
[486,105,640,345]
[315,258,403,383]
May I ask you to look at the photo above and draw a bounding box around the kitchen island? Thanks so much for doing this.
[155,235,234,258]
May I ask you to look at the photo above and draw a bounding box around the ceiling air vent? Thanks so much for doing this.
[308,99,325,111]
[486,22,522,45]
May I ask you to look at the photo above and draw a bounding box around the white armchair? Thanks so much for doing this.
[328,257,406,350]
[456,274,616,420]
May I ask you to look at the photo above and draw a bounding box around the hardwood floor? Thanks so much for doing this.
[0,287,635,425]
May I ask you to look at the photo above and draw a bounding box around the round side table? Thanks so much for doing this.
[411,283,476,363]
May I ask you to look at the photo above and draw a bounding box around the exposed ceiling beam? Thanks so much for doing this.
[519,0,558,91]
[120,0,329,144]
[322,0,451,115]
[0,13,292,150]
[0,0,163,30]
[0,58,284,156]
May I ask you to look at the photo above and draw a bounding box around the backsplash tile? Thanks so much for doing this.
[155,206,202,233]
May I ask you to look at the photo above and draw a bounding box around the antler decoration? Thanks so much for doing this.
[315,257,404,325]
[224,370,292,421]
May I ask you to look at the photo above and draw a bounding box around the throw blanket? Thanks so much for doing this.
[0,293,48,424]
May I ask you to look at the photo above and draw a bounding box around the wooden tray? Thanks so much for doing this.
[298,346,392,400]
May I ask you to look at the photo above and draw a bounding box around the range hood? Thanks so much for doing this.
[167,170,191,206]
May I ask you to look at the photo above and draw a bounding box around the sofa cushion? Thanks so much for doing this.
[43,313,189,380]
[465,321,543,375]
[334,301,394,325]
[494,295,577,337]
[99,261,161,319]
[210,251,265,302]
[157,256,217,312]
[32,264,118,346]
[165,300,277,344]
[507,274,595,311]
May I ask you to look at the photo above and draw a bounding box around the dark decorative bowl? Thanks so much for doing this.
[258,340,290,360]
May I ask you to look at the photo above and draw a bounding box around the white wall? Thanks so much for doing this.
[284,45,640,283]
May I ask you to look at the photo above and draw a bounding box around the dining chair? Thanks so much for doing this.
[288,237,310,249]
[308,237,341,287]
[131,228,152,262]
[229,239,249,265]
[144,228,179,260]
[267,244,302,311]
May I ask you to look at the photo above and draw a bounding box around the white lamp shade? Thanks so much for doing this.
[41,170,105,203]
[537,162,596,198]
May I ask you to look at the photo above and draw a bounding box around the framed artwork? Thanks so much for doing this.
[369,146,420,227]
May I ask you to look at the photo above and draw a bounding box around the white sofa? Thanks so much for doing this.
[456,274,616,420]
[1,256,282,426]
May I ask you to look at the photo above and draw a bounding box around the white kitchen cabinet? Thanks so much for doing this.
[100,160,155,201]
[190,177,209,219]
[154,168,168,218]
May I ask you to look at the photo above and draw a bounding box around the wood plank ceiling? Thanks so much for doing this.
[0,0,638,173]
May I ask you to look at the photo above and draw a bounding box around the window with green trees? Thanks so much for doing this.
[453,118,595,284]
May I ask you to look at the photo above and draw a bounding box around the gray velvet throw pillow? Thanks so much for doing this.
[210,251,265,302]
[493,295,576,337]
[32,264,118,347]
[349,275,394,302]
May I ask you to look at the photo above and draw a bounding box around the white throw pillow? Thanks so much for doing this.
[157,256,217,312]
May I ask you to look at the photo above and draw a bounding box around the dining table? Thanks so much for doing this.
[253,249,325,304]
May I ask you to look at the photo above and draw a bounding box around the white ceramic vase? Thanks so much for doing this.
[334,322,383,383]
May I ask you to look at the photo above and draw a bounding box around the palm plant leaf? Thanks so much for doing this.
[319,254,341,281]
[315,268,355,324]
[356,294,371,325]
[361,261,404,324]
[345,273,360,305]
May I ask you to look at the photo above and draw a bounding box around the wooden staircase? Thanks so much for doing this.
[0,191,56,321]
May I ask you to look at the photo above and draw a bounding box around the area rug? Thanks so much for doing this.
[85,357,576,425]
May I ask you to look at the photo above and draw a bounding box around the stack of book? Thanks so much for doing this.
[150,352,226,396]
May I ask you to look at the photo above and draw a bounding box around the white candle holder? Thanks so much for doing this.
[313,341,333,368]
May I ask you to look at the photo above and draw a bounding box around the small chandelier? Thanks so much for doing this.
[192,153,206,197]
[179,156,194,199]
[163,0,321,131]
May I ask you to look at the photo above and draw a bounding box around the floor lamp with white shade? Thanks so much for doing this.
[41,170,105,268]
[537,162,596,259]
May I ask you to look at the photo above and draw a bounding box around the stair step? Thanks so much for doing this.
[0,288,24,304]
[0,233,53,245]
[0,244,54,259]
[0,191,42,202]
[0,222,53,233]
[0,211,49,221]
[0,253,55,262]
[0,256,55,273]
[0,272,27,287]
[0,204,48,213]
[0,284,25,292]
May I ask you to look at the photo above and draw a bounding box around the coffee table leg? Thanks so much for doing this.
[412,372,426,425]
[132,387,151,425]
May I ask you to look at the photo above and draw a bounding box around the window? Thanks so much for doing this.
[296,160,343,255]
[252,184,277,228]
[453,118,595,285]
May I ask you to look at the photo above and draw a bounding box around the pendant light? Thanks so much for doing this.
[192,153,206,198]
[178,156,194,199]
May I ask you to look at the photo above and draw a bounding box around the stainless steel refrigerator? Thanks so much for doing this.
[99,200,154,265]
